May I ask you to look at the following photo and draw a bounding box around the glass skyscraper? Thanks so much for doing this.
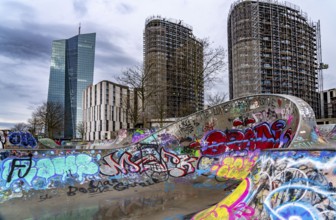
[47,33,96,139]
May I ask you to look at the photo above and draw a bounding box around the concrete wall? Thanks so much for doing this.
[0,94,334,219]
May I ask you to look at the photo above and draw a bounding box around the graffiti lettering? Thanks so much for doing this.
[7,154,33,182]
[201,119,292,156]
[1,154,99,189]
[179,120,194,134]
[39,194,52,202]
[8,132,37,148]
[100,151,140,176]
[100,148,197,178]
[211,155,257,180]
[67,179,157,196]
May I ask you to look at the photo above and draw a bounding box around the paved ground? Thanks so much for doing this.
[0,179,238,220]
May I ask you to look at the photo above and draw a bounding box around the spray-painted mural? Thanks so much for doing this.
[0,94,335,219]
[1,131,37,149]
[192,150,336,220]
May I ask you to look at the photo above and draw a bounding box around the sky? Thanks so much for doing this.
[0,0,335,129]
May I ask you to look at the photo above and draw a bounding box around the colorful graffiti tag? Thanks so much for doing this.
[192,150,336,220]
[192,178,254,219]
[8,132,37,148]
[211,150,259,180]
[200,119,292,156]
[0,153,99,190]
[0,131,37,148]
[100,147,197,179]
[0,94,330,220]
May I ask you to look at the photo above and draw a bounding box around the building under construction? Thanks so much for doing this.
[228,0,321,116]
[144,16,203,119]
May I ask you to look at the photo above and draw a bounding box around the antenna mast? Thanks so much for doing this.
[78,22,81,35]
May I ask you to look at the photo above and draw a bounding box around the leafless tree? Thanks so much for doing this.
[117,62,159,128]
[201,38,226,86]
[150,95,166,128]
[12,122,29,132]
[27,111,43,136]
[122,90,140,127]
[76,121,85,140]
[30,101,64,139]
[206,92,228,107]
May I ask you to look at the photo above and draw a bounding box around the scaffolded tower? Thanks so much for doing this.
[228,0,320,115]
[144,16,204,118]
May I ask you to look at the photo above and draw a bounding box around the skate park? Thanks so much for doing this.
[1,94,336,219]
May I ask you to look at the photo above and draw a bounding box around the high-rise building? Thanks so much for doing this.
[82,80,132,141]
[47,33,96,139]
[144,16,203,118]
[228,0,320,115]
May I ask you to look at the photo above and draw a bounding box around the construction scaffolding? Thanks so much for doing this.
[144,16,203,118]
[228,0,320,115]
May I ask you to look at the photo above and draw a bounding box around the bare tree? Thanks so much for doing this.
[31,101,64,139]
[12,123,29,132]
[201,38,226,86]
[117,63,158,128]
[76,121,85,140]
[151,95,166,128]
[122,90,140,127]
[206,92,228,107]
[27,111,44,136]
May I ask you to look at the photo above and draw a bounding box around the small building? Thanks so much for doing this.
[82,80,132,141]
[317,88,336,124]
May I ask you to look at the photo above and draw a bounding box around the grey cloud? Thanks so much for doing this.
[0,19,87,61]
[116,3,134,14]
[20,21,77,39]
[0,25,52,60]
[2,1,36,21]
[0,79,35,100]
[73,0,88,17]
[95,39,138,67]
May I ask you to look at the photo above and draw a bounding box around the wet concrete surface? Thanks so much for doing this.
[0,179,239,220]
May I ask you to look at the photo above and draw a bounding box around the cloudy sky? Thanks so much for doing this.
[0,0,335,129]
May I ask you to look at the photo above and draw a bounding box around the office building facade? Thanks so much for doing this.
[144,16,203,118]
[83,80,132,141]
[228,0,320,115]
[47,33,96,138]
[317,88,336,124]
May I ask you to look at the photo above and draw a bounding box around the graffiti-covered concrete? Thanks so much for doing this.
[1,94,335,219]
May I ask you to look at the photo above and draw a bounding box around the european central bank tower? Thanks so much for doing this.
[47,33,96,139]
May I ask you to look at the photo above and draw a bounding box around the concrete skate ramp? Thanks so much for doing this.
[0,94,334,219]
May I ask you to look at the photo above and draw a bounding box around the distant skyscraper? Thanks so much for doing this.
[228,0,320,115]
[144,16,203,118]
[47,33,96,138]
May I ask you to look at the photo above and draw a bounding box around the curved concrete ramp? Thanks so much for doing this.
[0,94,334,219]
